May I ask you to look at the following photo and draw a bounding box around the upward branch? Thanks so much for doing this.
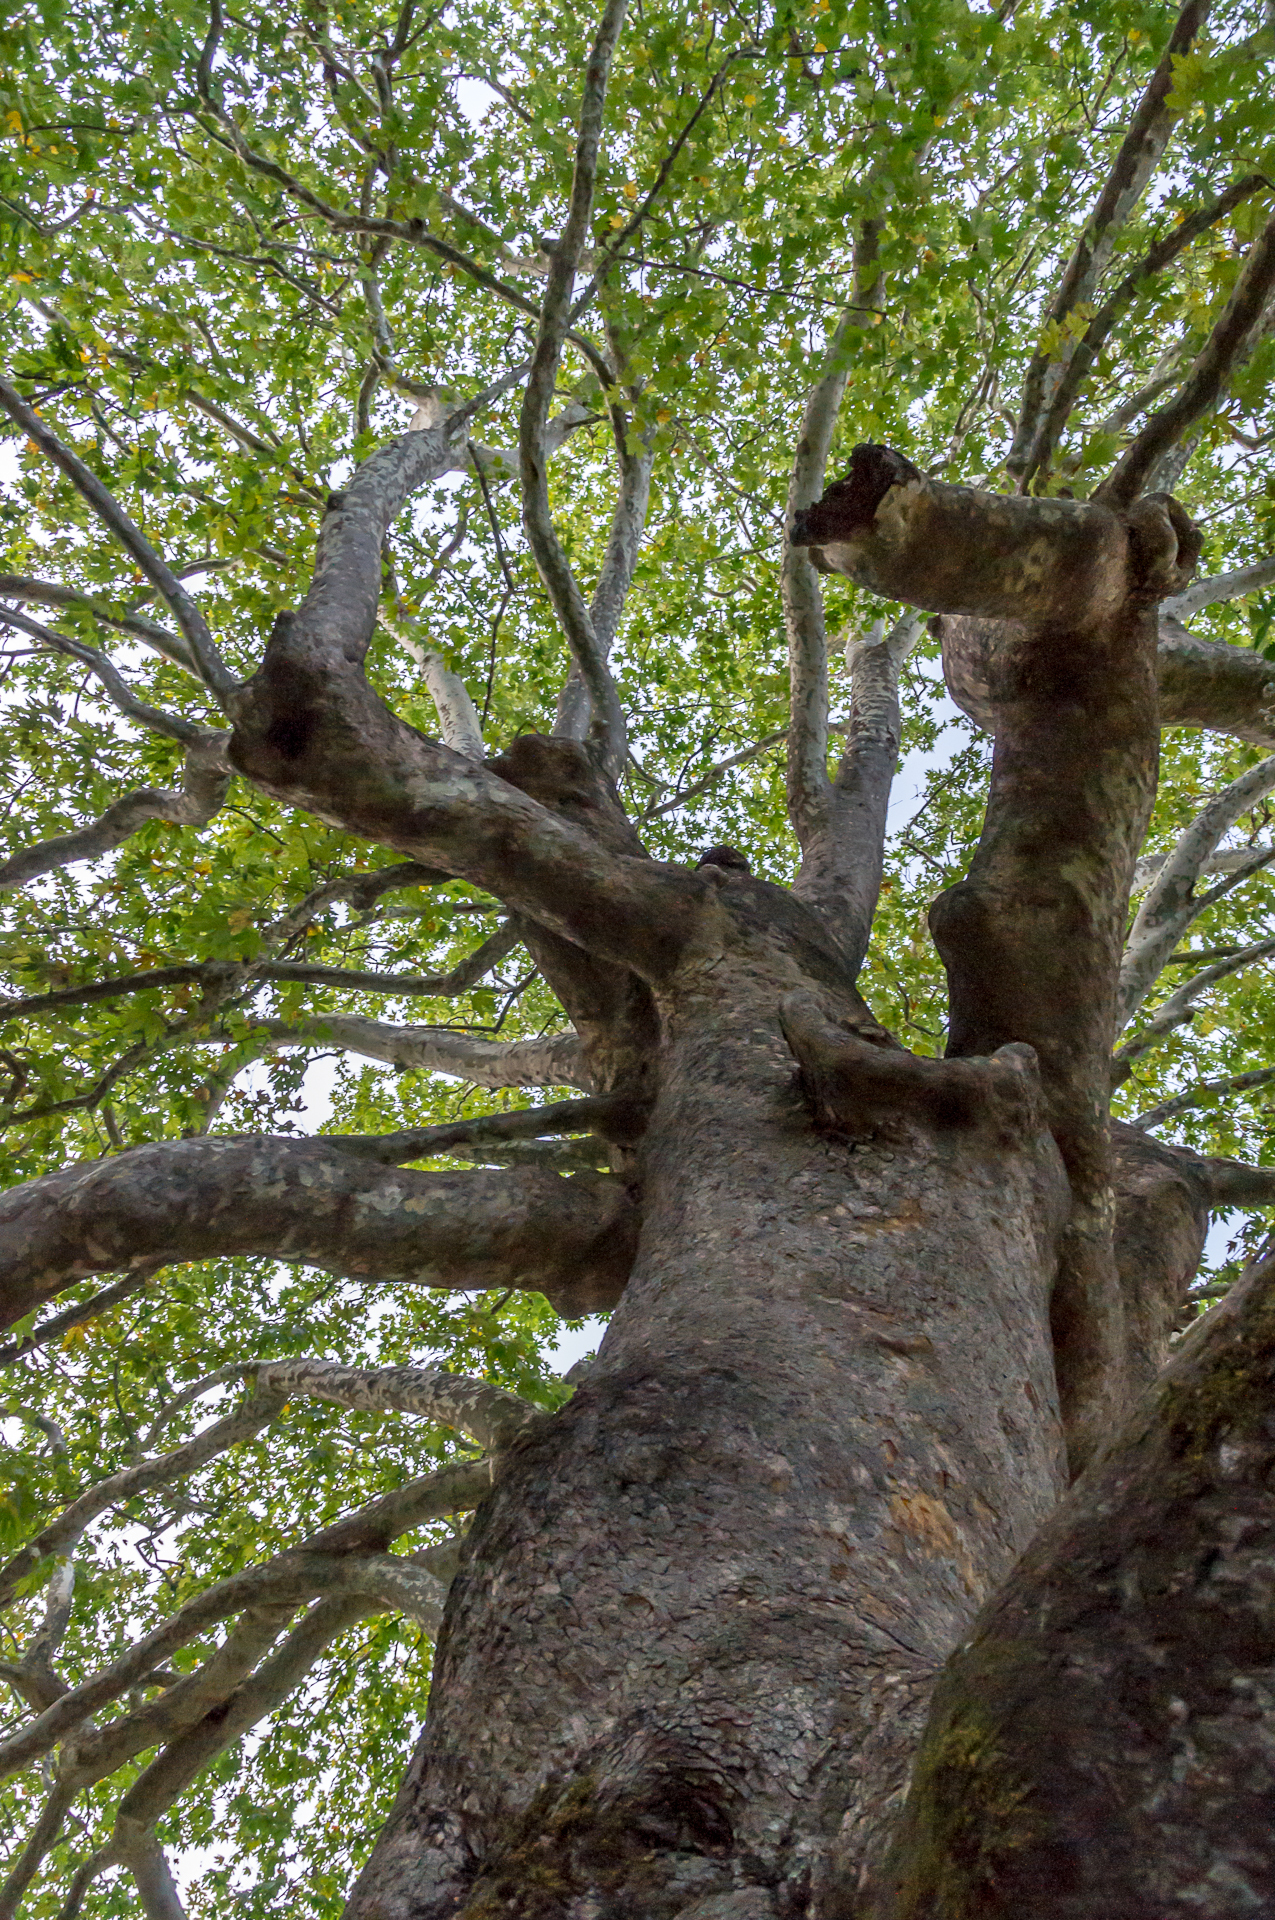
[1006,0,1213,485]
[520,0,631,777]
[793,443,1202,1468]
[0,376,237,702]
[1099,205,1275,507]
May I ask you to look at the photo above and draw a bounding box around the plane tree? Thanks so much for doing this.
[1,0,1275,1912]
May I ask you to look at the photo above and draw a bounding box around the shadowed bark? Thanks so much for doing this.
[943,611,1275,754]
[861,1242,1275,1920]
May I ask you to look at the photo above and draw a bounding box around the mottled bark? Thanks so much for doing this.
[0,1137,637,1326]
[347,872,1069,1918]
[943,610,1275,754]
[792,444,1201,1471]
[863,1242,1275,1920]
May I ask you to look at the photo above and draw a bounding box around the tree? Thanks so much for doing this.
[1,0,1274,1909]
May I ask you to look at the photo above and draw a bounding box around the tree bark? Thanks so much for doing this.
[346,873,1070,1918]
[862,1242,1275,1920]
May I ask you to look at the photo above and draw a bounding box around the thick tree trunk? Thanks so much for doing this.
[347,877,1069,1918]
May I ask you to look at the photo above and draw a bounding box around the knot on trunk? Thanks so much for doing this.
[1122,492,1203,602]
[779,989,1044,1146]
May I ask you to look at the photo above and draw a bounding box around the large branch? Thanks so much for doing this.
[0,377,236,701]
[519,0,631,776]
[0,733,232,893]
[1117,754,1275,1025]
[865,1239,1275,1917]
[0,1137,638,1329]
[1005,0,1213,485]
[794,443,1202,1469]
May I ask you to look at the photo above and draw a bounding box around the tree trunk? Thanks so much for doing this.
[347,878,1069,1918]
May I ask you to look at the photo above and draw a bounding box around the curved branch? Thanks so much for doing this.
[253,1357,542,1452]
[1115,933,1275,1077]
[0,928,518,1024]
[0,377,235,701]
[242,1014,586,1088]
[1131,841,1269,894]
[0,733,232,894]
[0,603,203,743]
[0,573,195,672]
[0,1271,155,1367]
[0,1551,425,1781]
[1131,1062,1275,1129]
[1163,553,1275,621]
[6,1453,488,1786]
[0,1136,638,1328]
[107,1592,373,1837]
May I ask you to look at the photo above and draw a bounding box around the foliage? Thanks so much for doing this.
[0,0,1272,1907]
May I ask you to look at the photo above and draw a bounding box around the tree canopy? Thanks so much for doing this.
[0,0,1274,1909]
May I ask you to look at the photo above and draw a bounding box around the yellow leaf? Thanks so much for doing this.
[11,271,31,283]
[814,42,827,53]
[609,214,624,228]
[743,93,757,106]
[226,908,252,932]
[623,181,637,199]
[656,408,672,423]
[5,109,21,134]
